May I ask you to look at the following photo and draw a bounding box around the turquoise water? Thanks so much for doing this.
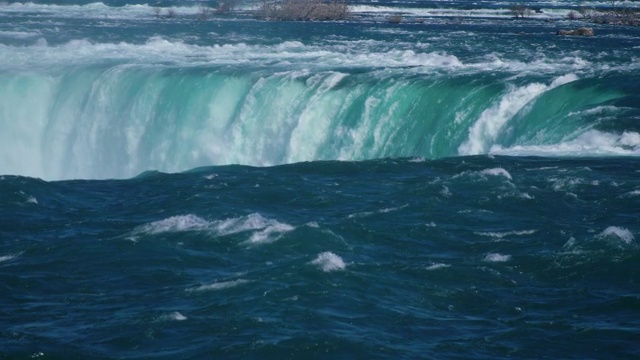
[1,1,640,358]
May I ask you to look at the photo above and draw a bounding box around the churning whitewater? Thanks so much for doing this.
[1,0,639,179]
[1,1,640,359]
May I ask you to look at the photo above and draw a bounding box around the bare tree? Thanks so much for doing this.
[509,3,532,18]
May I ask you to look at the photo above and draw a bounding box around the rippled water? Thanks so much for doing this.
[1,1,639,358]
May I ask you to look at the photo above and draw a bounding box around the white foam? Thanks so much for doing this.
[187,279,249,292]
[383,205,408,213]
[625,190,640,197]
[491,130,640,157]
[476,229,536,238]
[426,263,450,270]
[0,254,17,263]
[480,168,513,180]
[245,222,295,245]
[351,5,561,19]
[0,30,41,39]
[484,253,511,262]
[135,213,294,244]
[563,237,577,250]
[459,74,578,156]
[599,226,634,244]
[138,214,210,234]
[348,205,407,219]
[0,36,467,74]
[169,311,187,321]
[311,252,346,272]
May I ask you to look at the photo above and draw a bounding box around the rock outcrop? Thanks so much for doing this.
[556,27,594,36]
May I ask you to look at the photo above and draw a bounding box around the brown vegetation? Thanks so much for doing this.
[256,0,350,21]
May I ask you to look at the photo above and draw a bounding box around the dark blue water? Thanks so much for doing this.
[2,157,640,358]
[1,0,640,358]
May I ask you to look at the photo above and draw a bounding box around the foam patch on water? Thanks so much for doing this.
[1,37,467,72]
[0,30,41,39]
[480,168,513,180]
[491,130,640,157]
[171,312,187,321]
[0,254,18,263]
[599,226,634,244]
[624,190,640,197]
[311,252,346,272]
[476,229,536,238]
[163,311,188,321]
[244,222,295,245]
[484,253,511,262]
[426,263,450,270]
[135,213,294,244]
[3,35,614,79]
[138,214,211,234]
[187,279,249,292]
[348,205,408,219]
[351,5,560,19]
[1,2,200,21]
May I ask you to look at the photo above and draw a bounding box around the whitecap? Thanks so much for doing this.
[216,213,275,236]
[0,254,17,263]
[483,253,511,262]
[480,168,513,180]
[563,237,576,250]
[245,222,295,245]
[426,263,450,270]
[476,229,536,239]
[311,252,346,272]
[599,226,634,244]
[134,213,295,244]
[169,312,187,321]
[348,205,407,219]
[187,279,249,292]
[137,214,210,235]
[624,190,640,197]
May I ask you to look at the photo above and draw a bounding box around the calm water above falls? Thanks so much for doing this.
[1,1,640,359]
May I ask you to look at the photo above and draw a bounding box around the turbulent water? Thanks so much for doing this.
[1,0,640,359]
